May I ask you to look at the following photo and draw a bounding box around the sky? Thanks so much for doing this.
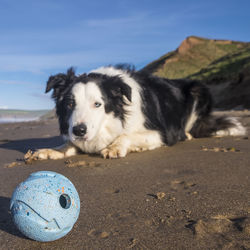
[0,0,249,110]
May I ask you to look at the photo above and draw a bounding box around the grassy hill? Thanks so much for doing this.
[143,36,250,80]
[142,36,250,109]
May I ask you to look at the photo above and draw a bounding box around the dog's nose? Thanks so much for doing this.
[72,123,87,136]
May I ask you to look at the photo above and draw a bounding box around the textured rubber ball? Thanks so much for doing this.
[10,171,80,242]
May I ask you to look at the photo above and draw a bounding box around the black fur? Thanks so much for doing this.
[87,73,131,124]
[133,73,201,145]
[46,66,239,145]
[133,72,236,145]
[46,68,77,135]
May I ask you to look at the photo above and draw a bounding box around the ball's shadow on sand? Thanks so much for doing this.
[0,136,64,154]
[0,196,27,239]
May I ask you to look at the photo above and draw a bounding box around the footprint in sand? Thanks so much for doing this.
[185,215,250,248]
[87,229,110,239]
[170,180,198,195]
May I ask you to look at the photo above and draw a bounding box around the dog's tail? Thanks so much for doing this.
[190,115,246,138]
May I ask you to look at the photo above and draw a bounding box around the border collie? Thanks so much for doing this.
[27,65,246,160]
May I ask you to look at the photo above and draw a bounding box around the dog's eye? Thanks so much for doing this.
[67,100,74,109]
[94,102,102,108]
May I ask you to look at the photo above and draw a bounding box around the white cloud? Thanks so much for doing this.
[0,51,106,73]
[30,92,53,101]
[0,8,206,74]
[0,46,154,73]
[84,13,147,28]
[0,105,8,109]
[0,79,33,85]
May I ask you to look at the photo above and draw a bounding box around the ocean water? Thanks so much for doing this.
[0,116,39,124]
[0,109,49,124]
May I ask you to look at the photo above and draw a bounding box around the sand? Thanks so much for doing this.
[0,111,250,249]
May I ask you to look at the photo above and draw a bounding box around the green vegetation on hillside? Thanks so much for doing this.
[189,47,250,83]
[143,36,250,83]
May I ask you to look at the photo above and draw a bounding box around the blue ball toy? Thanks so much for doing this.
[10,171,80,242]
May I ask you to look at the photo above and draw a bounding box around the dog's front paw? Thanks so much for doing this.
[101,144,127,159]
[24,149,64,163]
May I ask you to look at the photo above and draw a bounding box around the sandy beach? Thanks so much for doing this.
[0,111,250,249]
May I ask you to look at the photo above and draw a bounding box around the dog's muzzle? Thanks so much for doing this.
[72,123,87,137]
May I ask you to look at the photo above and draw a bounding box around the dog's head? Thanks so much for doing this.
[46,67,131,142]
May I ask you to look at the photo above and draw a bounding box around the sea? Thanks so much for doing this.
[0,110,49,124]
[0,117,40,124]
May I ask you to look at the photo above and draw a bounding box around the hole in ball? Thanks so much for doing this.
[59,194,71,209]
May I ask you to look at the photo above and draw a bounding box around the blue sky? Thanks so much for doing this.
[0,0,249,110]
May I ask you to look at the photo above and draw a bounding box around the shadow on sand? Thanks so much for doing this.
[0,136,64,154]
[0,196,27,239]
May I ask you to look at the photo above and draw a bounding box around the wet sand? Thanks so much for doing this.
[0,111,250,249]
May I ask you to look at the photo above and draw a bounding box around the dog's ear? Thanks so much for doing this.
[45,67,76,101]
[110,82,132,103]
[120,83,132,102]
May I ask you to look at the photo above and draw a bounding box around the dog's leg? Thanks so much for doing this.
[24,142,78,162]
[185,132,193,140]
[101,130,163,159]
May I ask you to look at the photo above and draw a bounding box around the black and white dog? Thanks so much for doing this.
[30,65,245,160]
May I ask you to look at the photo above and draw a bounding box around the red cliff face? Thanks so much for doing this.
[177,36,203,54]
